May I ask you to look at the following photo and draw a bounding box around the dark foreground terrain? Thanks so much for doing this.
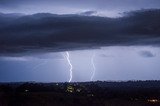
[1,81,160,106]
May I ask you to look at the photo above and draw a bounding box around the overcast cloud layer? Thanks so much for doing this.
[0,9,160,56]
[0,0,160,16]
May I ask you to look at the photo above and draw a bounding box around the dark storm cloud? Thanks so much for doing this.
[139,51,155,58]
[0,9,160,56]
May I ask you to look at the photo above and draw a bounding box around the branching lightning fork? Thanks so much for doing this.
[62,51,73,82]
[90,52,96,81]
[62,51,95,82]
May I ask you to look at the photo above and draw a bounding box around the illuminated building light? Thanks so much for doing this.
[147,99,159,103]
[66,85,74,93]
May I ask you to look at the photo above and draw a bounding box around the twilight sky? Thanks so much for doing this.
[0,0,160,17]
[0,0,160,82]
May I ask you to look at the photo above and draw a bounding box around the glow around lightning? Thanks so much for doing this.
[64,51,73,82]
[90,53,96,81]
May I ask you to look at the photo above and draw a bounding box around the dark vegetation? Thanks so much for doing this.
[0,81,160,106]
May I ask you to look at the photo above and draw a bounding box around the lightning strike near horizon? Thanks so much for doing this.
[90,53,96,81]
[62,52,73,82]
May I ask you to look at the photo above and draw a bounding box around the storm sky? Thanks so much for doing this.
[0,0,160,82]
[1,0,160,16]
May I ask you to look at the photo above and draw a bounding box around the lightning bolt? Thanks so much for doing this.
[31,60,48,71]
[90,52,96,81]
[62,52,73,82]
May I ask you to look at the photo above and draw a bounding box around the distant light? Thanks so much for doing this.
[147,99,159,103]
[66,85,74,93]
[25,89,29,92]
[87,94,94,97]
[76,88,81,92]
